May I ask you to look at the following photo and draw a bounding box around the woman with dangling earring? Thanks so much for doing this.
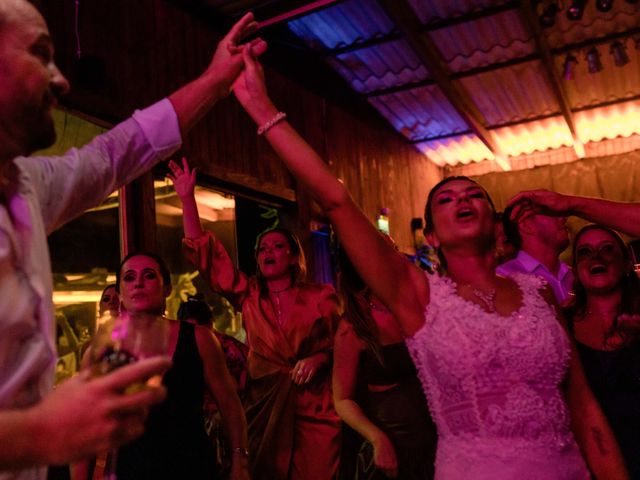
[168,158,342,480]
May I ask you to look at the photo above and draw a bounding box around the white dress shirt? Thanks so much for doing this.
[0,99,181,480]
[497,250,574,305]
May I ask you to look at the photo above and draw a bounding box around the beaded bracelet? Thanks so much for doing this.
[231,447,250,456]
[257,111,287,135]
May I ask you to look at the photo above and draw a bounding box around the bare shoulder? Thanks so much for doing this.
[335,317,365,351]
[392,263,431,337]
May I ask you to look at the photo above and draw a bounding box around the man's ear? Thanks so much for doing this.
[517,216,534,237]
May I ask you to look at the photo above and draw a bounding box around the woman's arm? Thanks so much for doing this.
[541,289,628,479]
[565,341,628,478]
[233,49,428,335]
[167,158,205,239]
[195,326,249,480]
[332,319,398,478]
[169,159,250,307]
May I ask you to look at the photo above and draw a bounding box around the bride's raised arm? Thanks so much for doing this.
[233,49,428,335]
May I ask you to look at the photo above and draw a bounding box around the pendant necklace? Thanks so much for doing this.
[269,284,291,324]
[463,284,496,313]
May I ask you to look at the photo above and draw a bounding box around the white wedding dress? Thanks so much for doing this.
[406,273,591,479]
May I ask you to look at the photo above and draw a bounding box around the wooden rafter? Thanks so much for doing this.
[254,0,347,29]
[423,0,520,31]
[376,0,510,170]
[518,1,583,157]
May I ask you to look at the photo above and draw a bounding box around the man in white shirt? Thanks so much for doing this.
[0,0,265,477]
[497,205,573,305]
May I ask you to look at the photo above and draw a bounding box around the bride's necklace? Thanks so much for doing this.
[462,284,496,313]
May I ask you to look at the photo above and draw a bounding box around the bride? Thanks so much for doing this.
[229,48,628,479]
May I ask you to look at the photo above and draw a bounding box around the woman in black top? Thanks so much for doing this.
[114,252,249,480]
[334,248,437,479]
[564,225,640,478]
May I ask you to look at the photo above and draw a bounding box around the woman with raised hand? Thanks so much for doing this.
[114,252,249,480]
[229,48,628,479]
[168,158,341,480]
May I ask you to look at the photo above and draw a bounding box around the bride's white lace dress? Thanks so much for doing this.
[406,273,591,479]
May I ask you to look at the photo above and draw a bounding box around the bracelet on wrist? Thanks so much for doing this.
[257,111,287,135]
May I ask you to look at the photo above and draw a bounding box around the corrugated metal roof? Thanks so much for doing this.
[280,0,640,169]
[326,38,430,93]
[287,0,394,51]
[575,99,640,142]
[417,133,494,166]
[460,60,559,125]
[492,115,574,156]
[368,85,469,140]
[429,10,534,72]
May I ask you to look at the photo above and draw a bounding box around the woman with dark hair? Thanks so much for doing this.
[334,247,437,479]
[227,49,628,478]
[507,190,640,477]
[98,283,120,318]
[112,252,249,480]
[564,225,640,478]
[169,159,342,480]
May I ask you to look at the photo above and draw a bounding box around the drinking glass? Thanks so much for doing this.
[90,311,169,479]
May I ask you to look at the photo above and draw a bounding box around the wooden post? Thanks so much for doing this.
[118,172,157,258]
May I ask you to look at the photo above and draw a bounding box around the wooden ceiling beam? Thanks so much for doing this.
[254,0,347,30]
[423,0,520,31]
[321,31,403,56]
[376,0,510,171]
[518,1,583,158]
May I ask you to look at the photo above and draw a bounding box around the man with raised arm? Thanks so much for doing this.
[0,1,265,477]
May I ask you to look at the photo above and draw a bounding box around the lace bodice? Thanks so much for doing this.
[406,273,590,479]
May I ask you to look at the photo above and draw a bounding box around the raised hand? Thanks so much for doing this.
[167,157,196,200]
[232,47,277,124]
[35,356,170,464]
[507,189,573,223]
[206,12,268,97]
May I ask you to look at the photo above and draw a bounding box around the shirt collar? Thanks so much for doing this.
[516,250,571,281]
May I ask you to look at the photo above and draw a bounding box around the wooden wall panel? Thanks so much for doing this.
[40,0,442,252]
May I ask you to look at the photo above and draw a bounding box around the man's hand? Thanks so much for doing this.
[507,189,573,223]
[34,356,170,465]
[205,12,268,98]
